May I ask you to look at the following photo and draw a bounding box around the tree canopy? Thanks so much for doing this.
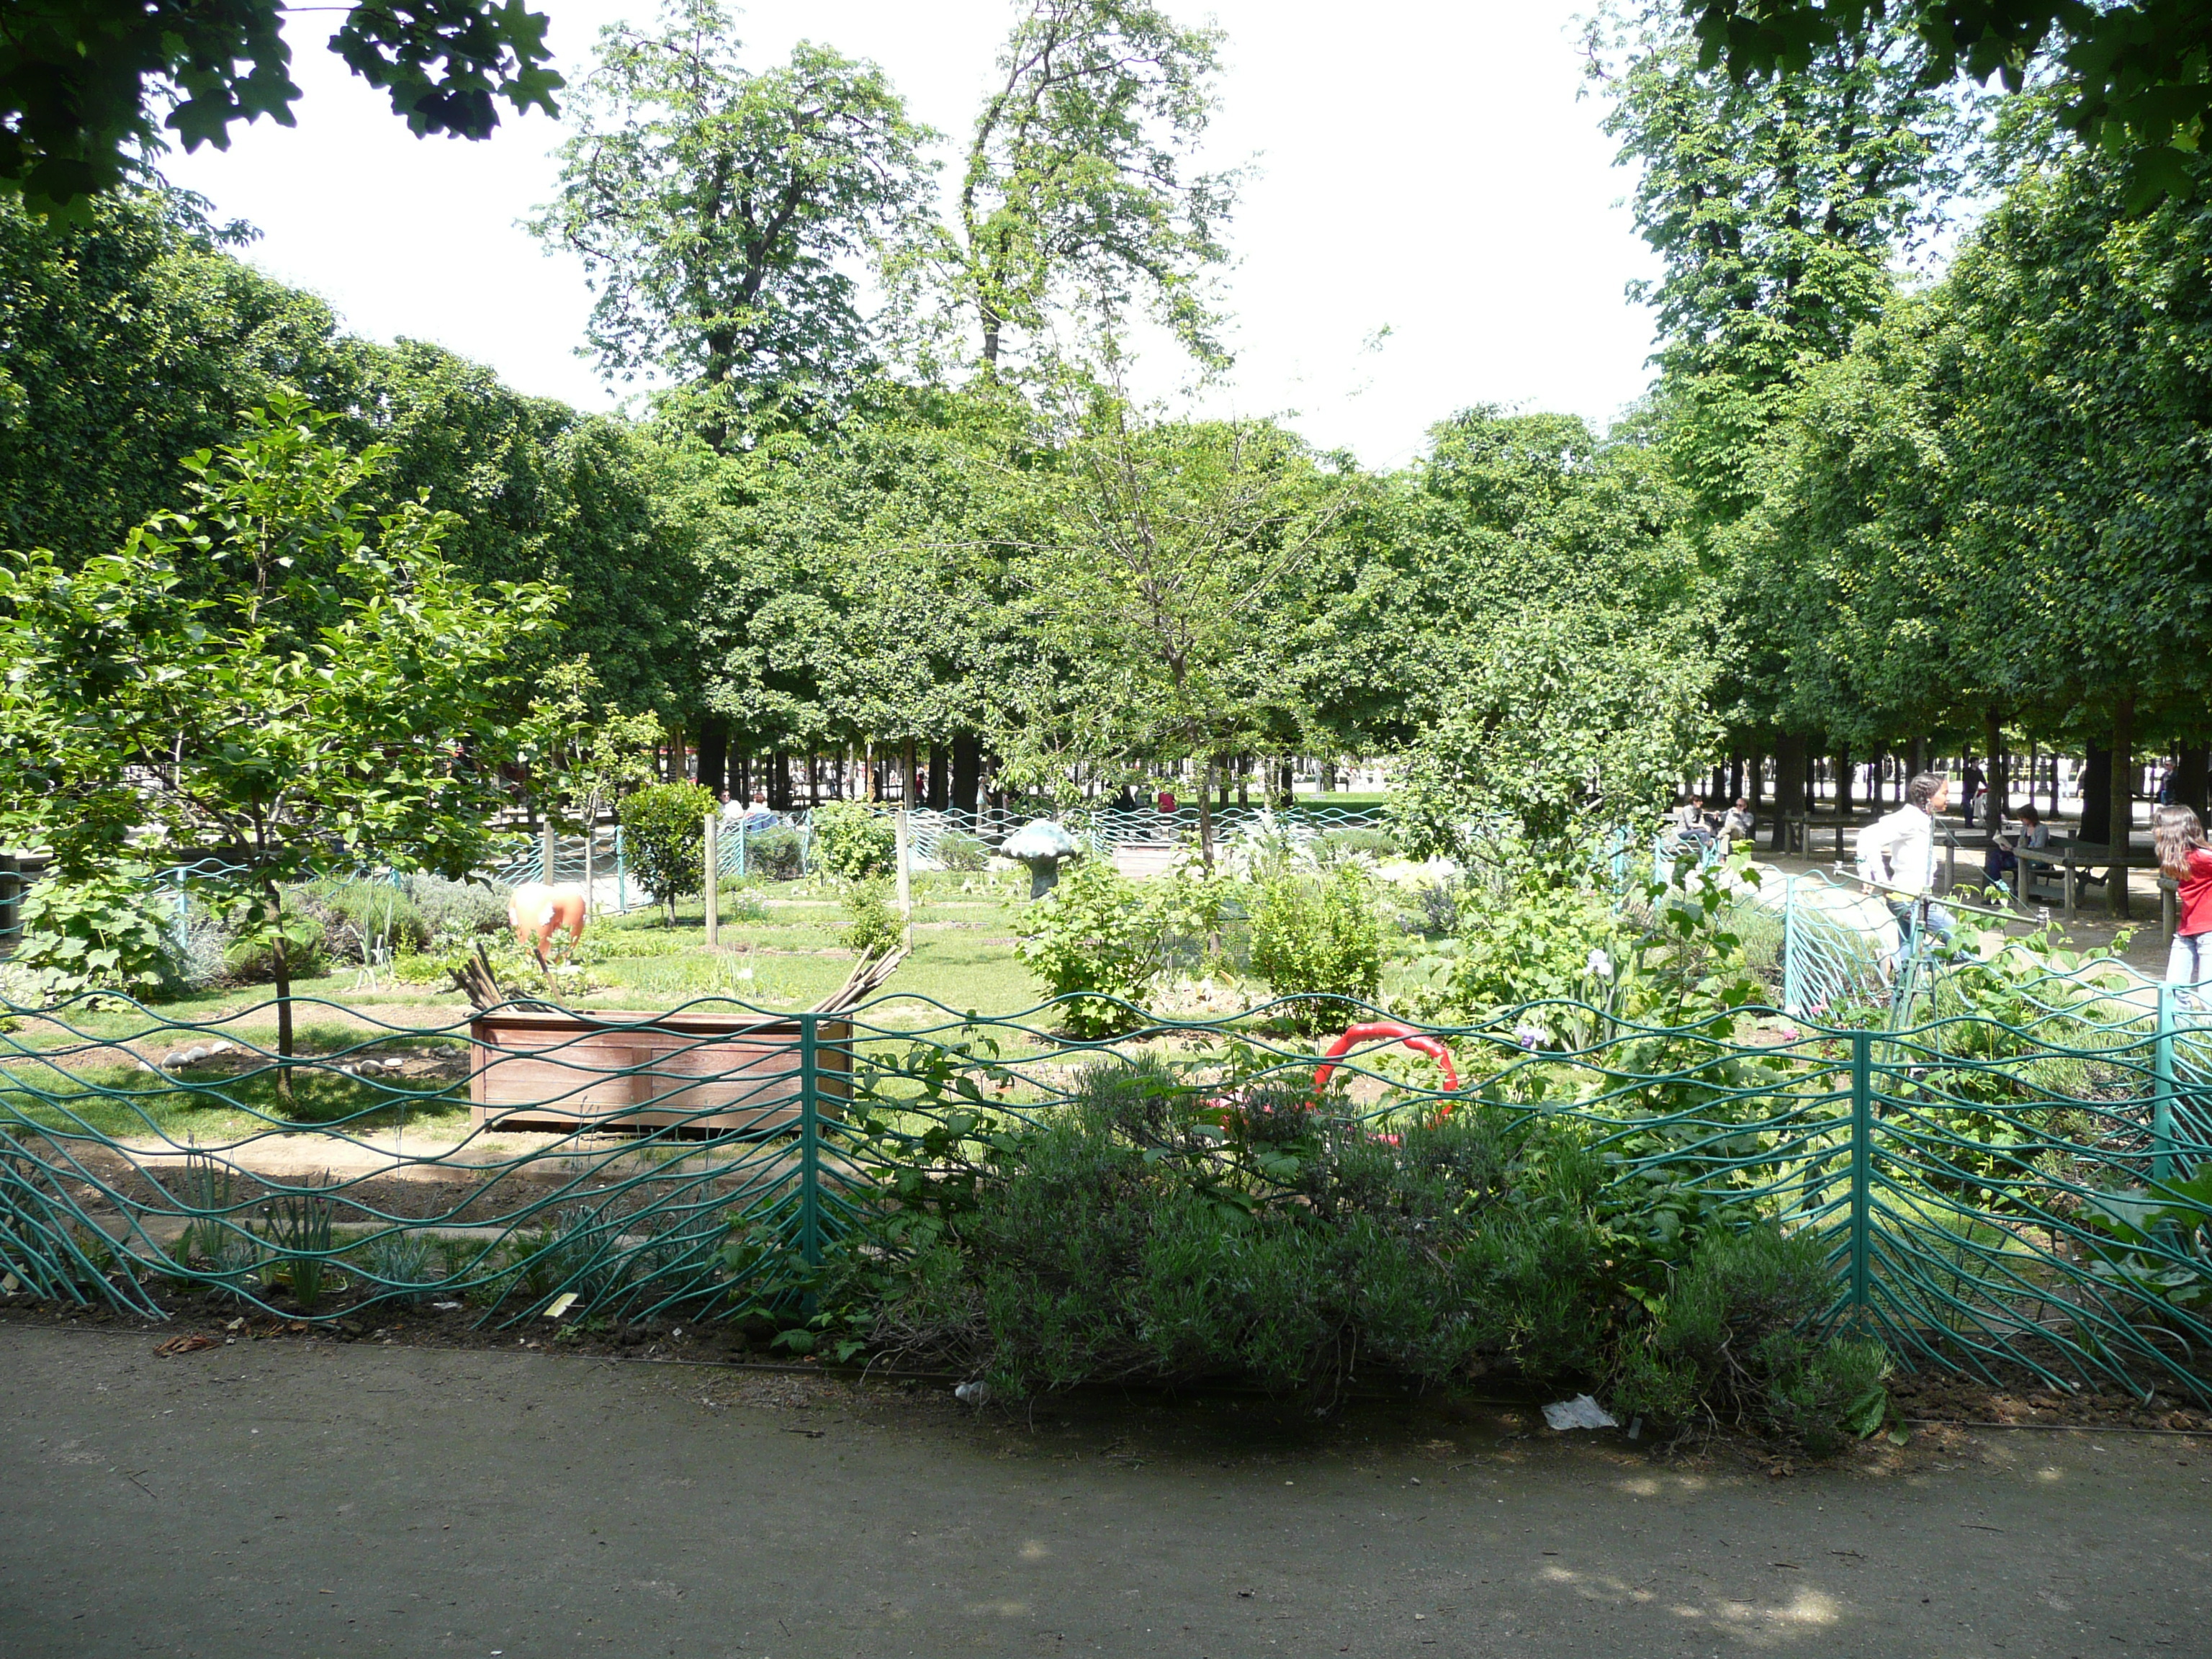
[2,0,562,215]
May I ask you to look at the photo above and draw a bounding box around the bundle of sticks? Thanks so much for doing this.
[810,945,909,1013]
[448,942,557,1013]
[451,938,904,1016]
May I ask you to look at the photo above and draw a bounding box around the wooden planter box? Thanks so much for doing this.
[467,1009,850,1134]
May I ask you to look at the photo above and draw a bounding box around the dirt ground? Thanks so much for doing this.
[3,1322,2206,1659]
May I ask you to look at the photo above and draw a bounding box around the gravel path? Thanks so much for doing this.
[2,1322,2203,1658]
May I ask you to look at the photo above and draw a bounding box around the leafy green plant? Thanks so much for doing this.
[1609,1224,1889,1455]
[356,1228,443,1305]
[840,878,904,957]
[619,781,719,923]
[219,906,329,986]
[740,824,806,881]
[261,1176,339,1312]
[399,873,512,940]
[2072,1162,2212,1316]
[811,802,896,880]
[1012,858,1161,1034]
[1438,876,1624,1022]
[302,878,431,963]
[11,865,181,999]
[936,829,991,871]
[1247,863,1385,1030]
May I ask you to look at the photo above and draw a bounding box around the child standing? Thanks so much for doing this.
[2154,804,2212,995]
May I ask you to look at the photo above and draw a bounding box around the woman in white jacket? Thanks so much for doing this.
[1855,771,1955,966]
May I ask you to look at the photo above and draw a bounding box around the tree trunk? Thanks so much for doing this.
[770,752,791,811]
[266,883,296,1103]
[697,716,728,797]
[2079,742,2111,841]
[1833,746,1852,820]
[1199,757,1218,872]
[1747,751,1764,812]
[2173,742,2211,817]
[1769,734,1806,851]
[927,741,948,811]
[1727,755,1743,803]
[952,732,981,817]
[1910,736,1928,776]
[1237,755,1249,807]
[2109,696,2134,918]
[1215,756,1230,808]
[1984,710,2006,819]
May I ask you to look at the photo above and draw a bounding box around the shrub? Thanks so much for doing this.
[619,782,718,923]
[1012,858,1161,1034]
[398,873,511,940]
[1444,878,1622,1017]
[10,865,183,999]
[1319,827,1399,860]
[1401,878,1459,937]
[739,824,806,881]
[840,878,904,957]
[1248,863,1385,1030]
[301,879,431,963]
[936,829,991,872]
[219,907,328,984]
[852,1058,1621,1401]
[811,802,896,880]
[1609,1225,1889,1455]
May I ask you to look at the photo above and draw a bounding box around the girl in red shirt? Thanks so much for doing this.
[2154,804,2212,997]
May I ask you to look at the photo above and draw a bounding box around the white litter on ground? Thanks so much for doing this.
[1542,1394,1619,1431]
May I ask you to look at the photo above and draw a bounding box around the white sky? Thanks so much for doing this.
[161,0,1663,469]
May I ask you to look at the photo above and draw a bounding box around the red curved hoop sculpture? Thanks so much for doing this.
[1313,1020,1460,1106]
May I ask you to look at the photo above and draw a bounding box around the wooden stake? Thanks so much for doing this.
[704,810,720,947]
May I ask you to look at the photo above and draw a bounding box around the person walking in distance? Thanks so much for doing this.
[1856,770,1955,971]
[2154,804,2212,1003]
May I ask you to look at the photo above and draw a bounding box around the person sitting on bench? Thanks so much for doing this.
[1984,804,2046,886]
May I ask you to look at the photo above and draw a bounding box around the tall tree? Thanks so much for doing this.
[909,0,1239,374]
[1590,0,1975,822]
[531,0,935,447]
[0,400,560,1068]
[1588,0,1972,518]
[1007,396,1344,864]
[0,187,354,558]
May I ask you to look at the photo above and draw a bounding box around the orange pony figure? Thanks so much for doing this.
[507,881,589,971]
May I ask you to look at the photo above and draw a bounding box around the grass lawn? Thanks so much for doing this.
[0,866,1470,1145]
[12,872,1046,1027]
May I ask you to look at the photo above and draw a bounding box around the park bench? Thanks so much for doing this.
[2007,837,2162,919]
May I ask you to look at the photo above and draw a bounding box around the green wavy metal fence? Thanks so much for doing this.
[1,956,2206,1402]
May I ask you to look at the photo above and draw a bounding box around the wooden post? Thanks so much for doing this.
[540,822,556,885]
[895,807,913,950]
[704,811,720,947]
